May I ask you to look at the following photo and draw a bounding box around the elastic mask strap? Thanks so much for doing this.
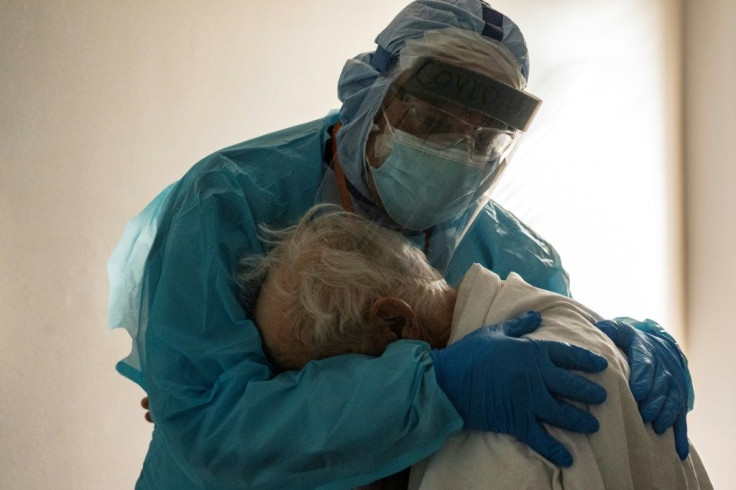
[372,47,397,75]
[480,2,504,41]
[331,123,355,213]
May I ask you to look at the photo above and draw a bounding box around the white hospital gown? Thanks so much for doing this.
[409,263,711,490]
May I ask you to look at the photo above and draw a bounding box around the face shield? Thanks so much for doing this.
[365,28,542,232]
[380,82,519,164]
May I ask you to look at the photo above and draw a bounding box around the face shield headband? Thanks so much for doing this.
[402,56,541,132]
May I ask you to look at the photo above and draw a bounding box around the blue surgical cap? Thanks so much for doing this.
[336,0,530,200]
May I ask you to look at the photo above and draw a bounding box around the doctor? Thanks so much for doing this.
[110,1,692,488]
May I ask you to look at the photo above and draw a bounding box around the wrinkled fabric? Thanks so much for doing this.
[410,265,712,490]
[108,113,572,489]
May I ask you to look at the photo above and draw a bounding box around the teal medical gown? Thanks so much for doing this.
[108,112,571,489]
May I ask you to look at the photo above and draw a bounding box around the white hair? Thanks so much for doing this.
[236,204,452,370]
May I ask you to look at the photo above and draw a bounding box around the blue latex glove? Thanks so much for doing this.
[596,318,690,459]
[430,311,608,467]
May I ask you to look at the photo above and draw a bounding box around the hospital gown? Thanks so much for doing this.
[409,264,711,490]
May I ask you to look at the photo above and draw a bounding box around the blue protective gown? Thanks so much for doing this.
[109,112,570,489]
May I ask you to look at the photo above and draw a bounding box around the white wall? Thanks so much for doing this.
[1,0,731,488]
[493,0,685,341]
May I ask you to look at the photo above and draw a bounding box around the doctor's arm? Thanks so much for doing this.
[137,171,611,486]
[138,177,466,488]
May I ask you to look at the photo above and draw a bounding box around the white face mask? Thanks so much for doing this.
[369,124,497,231]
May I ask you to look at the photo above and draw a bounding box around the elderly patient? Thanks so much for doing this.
[237,205,711,489]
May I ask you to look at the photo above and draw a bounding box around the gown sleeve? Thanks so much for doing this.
[109,121,463,489]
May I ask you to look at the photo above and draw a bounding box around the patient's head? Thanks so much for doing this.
[237,205,456,371]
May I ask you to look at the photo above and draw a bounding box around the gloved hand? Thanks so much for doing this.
[431,311,608,467]
[596,319,690,459]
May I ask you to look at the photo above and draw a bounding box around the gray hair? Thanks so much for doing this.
[236,204,451,370]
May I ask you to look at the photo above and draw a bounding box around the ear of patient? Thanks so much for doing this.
[254,261,456,372]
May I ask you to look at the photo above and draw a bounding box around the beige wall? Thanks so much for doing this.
[1,0,731,488]
[0,1,407,487]
[683,0,736,487]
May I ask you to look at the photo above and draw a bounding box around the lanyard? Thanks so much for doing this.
[330,123,354,213]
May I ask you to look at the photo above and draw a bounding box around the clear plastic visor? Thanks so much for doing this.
[380,55,541,166]
[381,85,520,164]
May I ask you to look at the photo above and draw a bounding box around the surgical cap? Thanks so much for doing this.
[336,0,530,200]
